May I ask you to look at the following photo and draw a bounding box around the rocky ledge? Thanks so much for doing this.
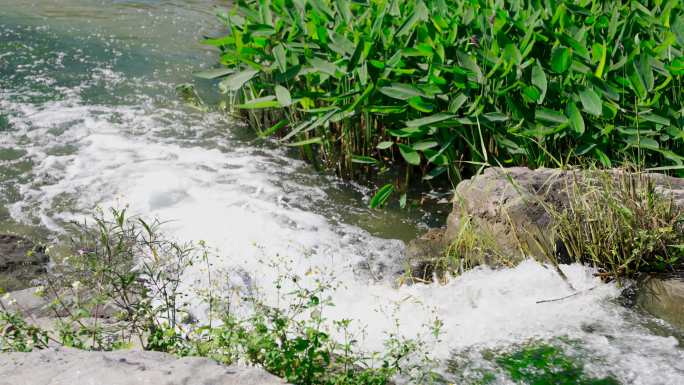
[404,167,684,328]
[0,348,286,385]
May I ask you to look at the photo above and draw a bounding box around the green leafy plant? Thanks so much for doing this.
[0,209,440,385]
[0,310,49,352]
[203,0,684,204]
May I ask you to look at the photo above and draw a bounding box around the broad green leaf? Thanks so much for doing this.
[219,68,259,92]
[351,155,379,164]
[413,140,439,151]
[259,119,288,138]
[193,68,234,79]
[575,142,596,156]
[347,40,365,71]
[402,44,434,57]
[238,95,280,109]
[275,85,292,107]
[335,0,352,23]
[593,148,612,168]
[286,137,323,146]
[396,0,428,36]
[369,184,394,209]
[281,108,338,141]
[624,135,660,149]
[388,127,425,138]
[366,105,407,114]
[378,83,424,100]
[531,61,547,103]
[578,87,602,116]
[408,96,434,113]
[652,148,684,164]
[405,113,455,127]
[536,108,568,124]
[456,50,483,83]
[667,56,684,75]
[422,148,449,166]
[399,193,407,209]
[550,46,572,74]
[397,143,421,165]
[593,42,607,79]
[482,112,508,122]
[328,32,355,57]
[522,86,541,103]
[641,113,671,126]
[639,55,654,92]
[566,101,585,134]
[448,94,468,113]
[309,57,339,77]
[422,166,447,180]
[376,141,393,150]
[627,60,647,99]
[273,44,287,73]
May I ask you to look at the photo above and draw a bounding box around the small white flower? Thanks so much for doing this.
[72,281,82,290]
[1,293,11,301]
[34,286,46,297]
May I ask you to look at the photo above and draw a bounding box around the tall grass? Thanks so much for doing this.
[200,0,684,201]
[549,170,684,281]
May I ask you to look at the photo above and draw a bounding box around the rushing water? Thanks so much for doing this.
[1,1,683,384]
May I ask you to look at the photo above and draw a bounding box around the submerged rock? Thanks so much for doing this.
[0,234,48,291]
[0,347,287,385]
[637,275,684,330]
[402,228,447,282]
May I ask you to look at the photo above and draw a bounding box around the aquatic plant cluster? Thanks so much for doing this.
[202,0,684,201]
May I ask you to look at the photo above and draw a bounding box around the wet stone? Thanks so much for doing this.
[637,275,684,330]
[0,234,48,291]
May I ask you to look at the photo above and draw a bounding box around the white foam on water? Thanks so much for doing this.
[4,91,683,384]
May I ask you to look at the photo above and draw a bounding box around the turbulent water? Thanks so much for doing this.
[1,1,683,384]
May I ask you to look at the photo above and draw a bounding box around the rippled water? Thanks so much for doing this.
[1,1,683,384]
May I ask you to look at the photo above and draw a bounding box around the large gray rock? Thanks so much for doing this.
[404,167,684,280]
[444,167,684,263]
[0,348,287,385]
[637,275,684,330]
[0,234,48,291]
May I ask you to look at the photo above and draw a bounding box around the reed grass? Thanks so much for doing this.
[548,170,684,281]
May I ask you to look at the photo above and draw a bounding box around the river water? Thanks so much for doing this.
[1,1,683,384]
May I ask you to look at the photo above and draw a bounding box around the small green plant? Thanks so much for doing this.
[0,208,440,385]
[39,207,199,350]
[0,310,49,352]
